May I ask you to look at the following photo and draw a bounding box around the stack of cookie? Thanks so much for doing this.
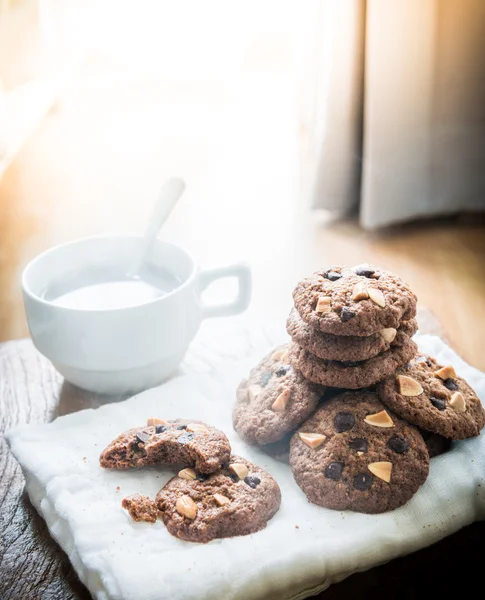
[233,264,485,514]
[287,265,418,389]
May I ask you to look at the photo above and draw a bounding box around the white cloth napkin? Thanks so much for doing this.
[6,323,485,600]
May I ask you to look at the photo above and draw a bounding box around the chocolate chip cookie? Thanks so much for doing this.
[289,391,429,513]
[156,455,281,543]
[377,355,485,439]
[292,265,417,336]
[287,308,418,361]
[233,344,324,445]
[288,338,418,389]
[100,419,231,474]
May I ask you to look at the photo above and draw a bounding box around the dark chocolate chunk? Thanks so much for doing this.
[430,397,447,411]
[325,271,342,282]
[334,411,355,432]
[340,307,356,322]
[443,378,459,391]
[136,431,150,444]
[340,360,362,368]
[353,473,373,491]
[177,432,195,445]
[244,475,261,489]
[260,372,272,387]
[175,424,188,430]
[349,438,368,452]
[354,265,375,278]
[228,473,240,483]
[388,434,410,454]
[155,425,168,434]
[196,473,208,482]
[275,365,291,377]
[324,461,344,481]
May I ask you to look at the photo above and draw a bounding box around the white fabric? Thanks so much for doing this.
[6,324,485,600]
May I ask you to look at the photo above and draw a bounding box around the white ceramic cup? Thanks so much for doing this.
[22,236,251,394]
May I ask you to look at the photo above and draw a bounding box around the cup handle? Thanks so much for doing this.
[198,262,251,319]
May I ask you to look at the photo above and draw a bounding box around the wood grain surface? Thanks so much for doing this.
[0,313,482,600]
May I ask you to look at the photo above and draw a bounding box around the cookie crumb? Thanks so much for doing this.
[122,494,158,523]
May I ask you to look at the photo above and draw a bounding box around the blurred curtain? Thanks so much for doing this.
[309,0,485,229]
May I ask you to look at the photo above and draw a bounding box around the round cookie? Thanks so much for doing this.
[377,354,485,439]
[292,264,417,336]
[234,344,324,445]
[156,455,281,543]
[288,338,418,389]
[290,391,429,513]
[418,428,452,458]
[287,308,418,361]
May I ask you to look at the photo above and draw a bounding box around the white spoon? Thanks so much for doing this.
[130,177,185,276]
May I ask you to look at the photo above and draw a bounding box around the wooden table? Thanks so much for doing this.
[1,317,483,599]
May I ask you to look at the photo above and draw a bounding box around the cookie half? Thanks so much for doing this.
[156,455,281,543]
[290,391,429,513]
[292,264,417,336]
[99,419,231,474]
[377,354,485,439]
[287,308,417,361]
[288,338,418,389]
[234,344,324,445]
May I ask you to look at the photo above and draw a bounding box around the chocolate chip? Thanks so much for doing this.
[388,434,410,454]
[334,411,355,432]
[136,431,150,444]
[260,372,272,387]
[340,360,361,368]
[325,271,342,282]
[354,266,375,278]
[430,397,447,411]
[349,438,368,452]
[340,307,356,322]
[244,475,261,488]
[196,473,208,481]
[228,473,239,483]
[155,425,168,434]
[324,462,344,481]
[353,473,373,491]
[443,378,459,391]
[177,432,195,445]
[275,366,291,377]
[175,424,188,430]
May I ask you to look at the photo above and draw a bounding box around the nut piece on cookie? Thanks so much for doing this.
[186,423,210,434]
[434,365,457,380]
[214,493,231,506]
[368,288,386,308]
[272,389,291,412]
[147,417,169,426]
[449,392,466,413]
[364,410,394,428]
[368,461,392,483]
[229,463,249,479]
[176,495,198,519]
[299,432,326,449]
[379,328,397,343]
[178,468,197,480]
[352,282,369,302]
[398,375,424,396]
[315,296,332,314]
